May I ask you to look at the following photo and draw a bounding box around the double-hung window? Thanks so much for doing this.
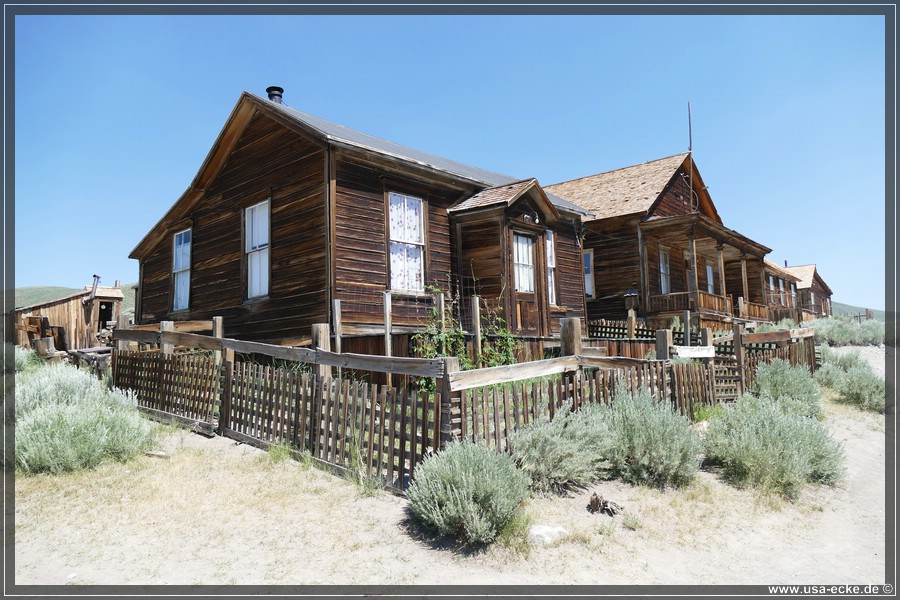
[172,229,191,311]
[584,249,595,298]
[545,231,557,306]
[659,249,671,295]
[513,234,534,293]
[245,200,270,299]
[388,192,425,293]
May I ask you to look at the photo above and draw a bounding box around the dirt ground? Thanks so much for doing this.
[12,346,890,588]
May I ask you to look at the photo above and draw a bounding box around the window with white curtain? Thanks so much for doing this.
[513,234,534,293]
[172,228,191,311]
[545,230,557,305]
[245,200,270,299]
[389,192,425,292]
[659,249,670,294]
[584,249,595,298]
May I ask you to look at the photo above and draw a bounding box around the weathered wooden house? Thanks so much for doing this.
[130,87,589,353]
[544,153,774,331]
[14,281,124,351]
[763,259,802,323]
[783,264,833,320]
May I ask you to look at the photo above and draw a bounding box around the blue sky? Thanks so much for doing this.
[13,13,887,310]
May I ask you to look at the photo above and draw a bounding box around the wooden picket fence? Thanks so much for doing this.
[454,360,716,452]
[221,361,441,489]
[113,350,219,433]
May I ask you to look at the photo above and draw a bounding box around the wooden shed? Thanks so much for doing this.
[14,284,124,351]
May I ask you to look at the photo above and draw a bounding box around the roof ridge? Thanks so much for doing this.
[546,151,690,188]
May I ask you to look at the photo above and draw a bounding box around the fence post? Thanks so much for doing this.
[384,291,392,387]
[683,310,691,346]
[732,322,746,395]
[655,329,672,360]
[160,321,174,355]
[333,299,343,381]
[560,317,582,356]
[212,316,224,366]
[438,357,461,450]
[472,295,482,368]
[219,356,233,435]
[115,314,130,353]
[626,312,636,338]
[311,323,332,383]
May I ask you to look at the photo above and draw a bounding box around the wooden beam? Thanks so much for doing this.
[315,350,444,378]
[740,328,814,344]
[448,356,579,391]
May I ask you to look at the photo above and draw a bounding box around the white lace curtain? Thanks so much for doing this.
[389,192,424,292]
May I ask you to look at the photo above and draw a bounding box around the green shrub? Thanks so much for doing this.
[15,363,154,474]
[600,387,701,489]
[704,394,845,499]
[813,362,847,390]
[805,317,884,347]
[754,318,797,333]
[693,403,724,422]
[12,345,41,373]
[838,366,886,413]
[508,401,609,494]
[406,440,529,547]
[752,359,821,419]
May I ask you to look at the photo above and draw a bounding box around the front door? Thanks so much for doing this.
[512,233,539,334]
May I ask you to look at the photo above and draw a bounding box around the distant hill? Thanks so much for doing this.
[15,283,137,316]
[832,301,885,322]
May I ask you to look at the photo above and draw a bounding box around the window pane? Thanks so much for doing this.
[545,231,555,267]
[407,243,423,291]
[548,268,557,305]
[257,202,269,246]
[389,193,405,241]
[406,196,423,244]
[174,271,189,310]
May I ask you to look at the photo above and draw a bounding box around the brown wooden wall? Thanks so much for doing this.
[583,216,641,320]
[138,111,328,342]
[647,169,717,221]
[551,216,586,331]
[15,294,122,350]
[333,156,461,328]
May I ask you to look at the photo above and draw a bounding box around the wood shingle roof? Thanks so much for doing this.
[544,153,691,221]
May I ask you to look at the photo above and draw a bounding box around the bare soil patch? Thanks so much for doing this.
[13,360,888,588]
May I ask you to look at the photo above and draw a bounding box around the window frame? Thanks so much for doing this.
[244,199,271,301]
[583,248,595,300]
[513,233,535,294]
[387,191,427,294]
[171,227,191,312]
[659,248,671,295]
[545,230,558,306]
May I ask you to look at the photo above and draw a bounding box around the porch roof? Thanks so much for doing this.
[638,213,771,257]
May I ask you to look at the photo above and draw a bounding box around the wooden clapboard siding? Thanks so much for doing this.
[333,157,460,328]
[646,170,712,219]
[457,216,505,312]
[549,217,585,332]
[137,111,328,342]
[583,216,640,321]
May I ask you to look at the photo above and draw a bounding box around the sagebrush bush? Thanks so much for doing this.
[600,387,700,489]
[805,317,884,347]
[406,440,529,546]
[752,359,821,419]
[15,363,154,474]
[813,362,847,391]
[508,401,609,494]
[12,345,41,373]
[754,318,797,334]
[704,394,845,499]
[838,366,886,413]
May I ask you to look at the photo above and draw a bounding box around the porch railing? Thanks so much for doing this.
[741,301,769,321]
[766,291,796,308]
[648,291,733,316]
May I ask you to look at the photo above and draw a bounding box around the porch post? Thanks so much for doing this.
[637,226,649,315]
[716,244,727,297]
[740,253,749,303]
[688,233,699,298]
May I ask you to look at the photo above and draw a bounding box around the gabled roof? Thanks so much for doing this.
[16,286,123,312]
[764,259,801,282]
[544,152,720,223]
[448,178,561,224]
[784,264,832,294]
[131,91,589,258]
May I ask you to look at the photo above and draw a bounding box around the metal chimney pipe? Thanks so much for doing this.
[266,86,284,104]
[784,260,788,268]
